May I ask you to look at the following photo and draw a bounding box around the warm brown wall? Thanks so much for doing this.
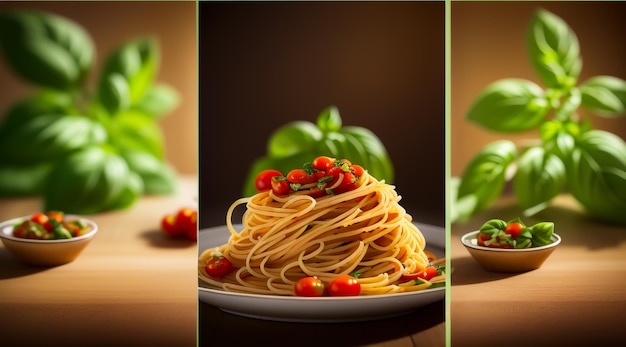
[0,1,197,175]
[452,1,626,177]
[198,1,445,227]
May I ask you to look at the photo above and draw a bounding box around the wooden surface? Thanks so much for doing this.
[450,194,626,346]
[0,176,198,347]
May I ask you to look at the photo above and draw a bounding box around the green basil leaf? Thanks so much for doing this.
[131,83,180,118]
[0,9,93,89]
[529,222,554,247]
[0,163,51,196]
[267,121,322,158]
[122,150,177,194]
[341,126,394,182]
[99,72,131,115]
[108,110,164,158]
[513,146,566,216]
[478,219,507,236]
[0,114,107,164]
[98,38,158,106]
[105,171,143,211]
[0,91,74,135]
[579,76,626,117]
[564,130,626,224]
[526,9,581,89]
[466,79,550,132]
[43,146,134,214]
[242,151,318,197]
[316,106,342,133]
[456,140,517,218]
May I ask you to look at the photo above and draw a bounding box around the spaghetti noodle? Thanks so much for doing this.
[198,169,445,296]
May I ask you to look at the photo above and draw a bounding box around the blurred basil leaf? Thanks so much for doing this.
[268,121,322,158]
[580,76,626,117]
[529,222,554,247]
[97,38,158,107]
[108,110,164,158]
[122,150,177,194]
[132,83,180,118]
[316,106,342,133]
[513,146,566,216]
[0,163,51,195]
[526,8,581,89]
[99,72,131,115]
[467,79,550,132]
[478,219,507,237]
[0,9,93,89]
[455,140,517,221]
[43,146,140,213]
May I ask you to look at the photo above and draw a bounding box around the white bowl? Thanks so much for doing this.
[461,230,561,273]
[0,215,98,266]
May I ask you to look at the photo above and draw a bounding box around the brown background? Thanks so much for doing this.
[199,1,445,228]
[0,1,197,176]
[452,1,626,177]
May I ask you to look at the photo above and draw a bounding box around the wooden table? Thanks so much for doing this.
[451,193,626,346]
[0,176,198,347]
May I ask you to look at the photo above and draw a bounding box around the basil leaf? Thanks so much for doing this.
[341,126,394,182]
[131,83,180,118]
[513,146,566,216]
[122,150,177,194]
[478,219,507,236]
[98,38,158,106]
[466,79,549,132]
[0,163,50,195]
[0,9,93,89]
[43,146,136,214]
[579,76,626,117]
[108,110,164,158]
[267,121,322,158]
[529,222,554,247]
[564,130,626,224]
[526,9,582,89]
[0,114,107,164]
[456,140,517,219]
[105,171,143,211]
[99,72,131,115]
[316,106,342,133]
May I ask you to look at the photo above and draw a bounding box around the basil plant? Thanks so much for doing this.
[243,106,395,197]
[0,9,180,213]
[453,9,626,225]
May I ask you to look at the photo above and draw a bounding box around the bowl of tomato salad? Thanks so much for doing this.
[0,211,98,266]
[461,217,561,273]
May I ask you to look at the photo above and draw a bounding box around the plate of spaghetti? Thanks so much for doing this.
[198,156,446,322]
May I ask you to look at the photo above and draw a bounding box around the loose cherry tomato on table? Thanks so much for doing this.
[160,207,197,241]
[205,255,234,277]
[294,276,325,297]
[254,169,284,192]
[328,275,361,296]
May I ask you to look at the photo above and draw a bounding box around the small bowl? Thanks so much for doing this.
[0,215,98,266]
[461,230,561,273]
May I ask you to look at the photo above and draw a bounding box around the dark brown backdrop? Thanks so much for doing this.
[199,1,445,228]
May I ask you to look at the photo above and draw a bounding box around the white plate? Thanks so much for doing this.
[198,222,446,322]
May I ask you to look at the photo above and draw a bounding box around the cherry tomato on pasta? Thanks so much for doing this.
[400,266,438,282]
[328,275,361,296]
[254,169,284,192]
[287,169,310,184]
[311,156,336,171]
[205,255,234,277]
[294,276,325,297]
[271,176,291,195]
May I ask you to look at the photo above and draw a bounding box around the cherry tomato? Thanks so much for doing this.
[46,210,64,224]
[400,266,439,282]
[350,164,365,177]
[328,275,361,296]
[175,208,196,231]
[185,210,198,241]
[30,212,53,230]
[271,176,291,195]
[254,169,283,192]
[311,156,336,171]
[477,233,491,247]
[205,255,234,277]
[161,214,182,237]
[505,222,524,239]
[287,169,310,184]
[294,277,325,297]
